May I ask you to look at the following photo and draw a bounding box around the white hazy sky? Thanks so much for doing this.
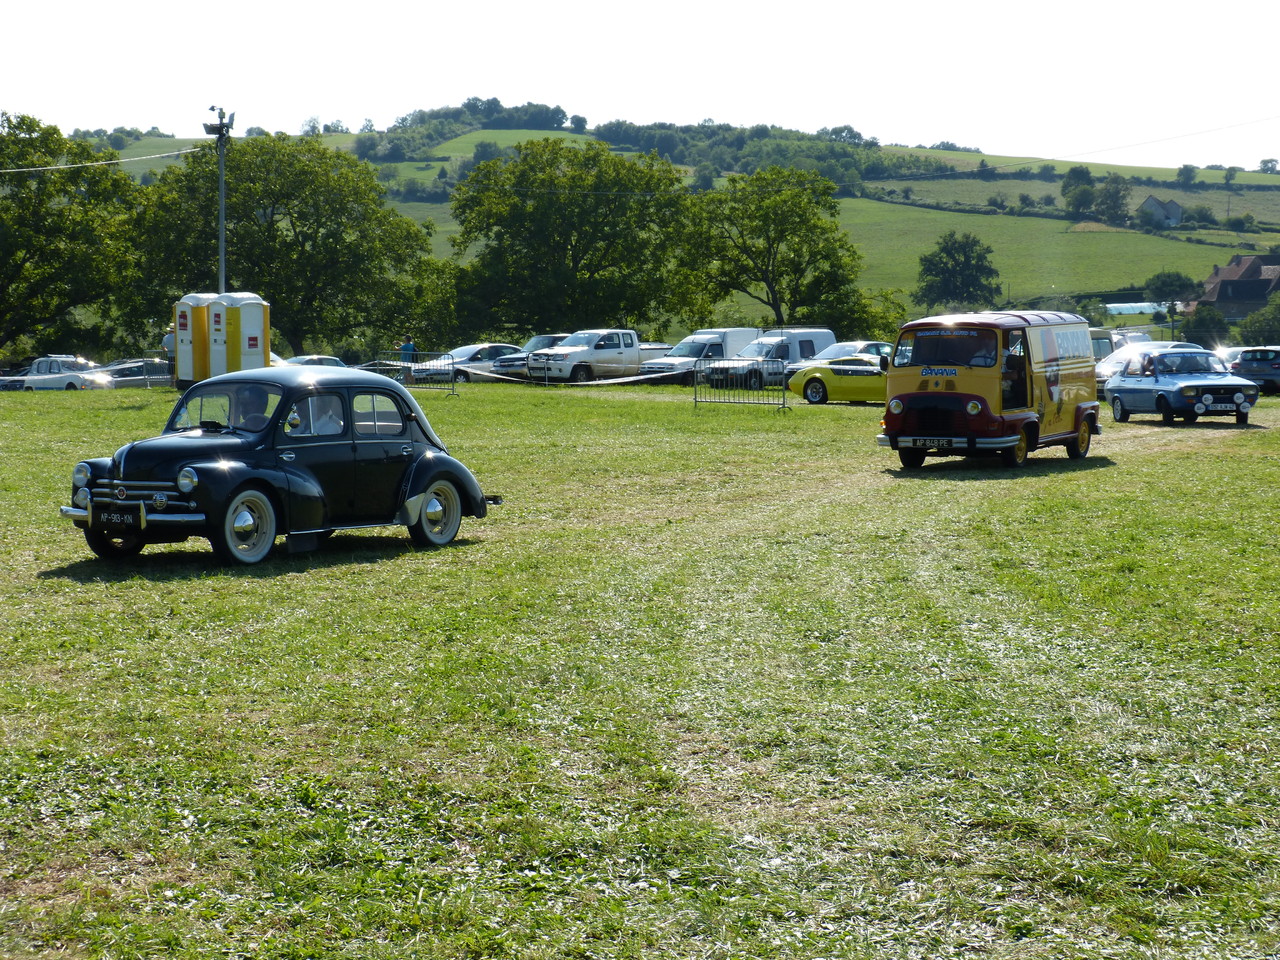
[7,0,1278,171]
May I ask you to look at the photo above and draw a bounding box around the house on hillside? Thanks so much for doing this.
[1138,195,1182,228]
[1193,255,1280,319]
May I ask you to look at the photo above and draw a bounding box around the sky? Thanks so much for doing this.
[7,0,1278,172]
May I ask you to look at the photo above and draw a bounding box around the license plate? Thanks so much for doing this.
[912,438,952,448]
[1207,403,1234,411]
[94,503,143,529]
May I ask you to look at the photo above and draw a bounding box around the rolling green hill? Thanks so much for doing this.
[111,131,1277,310]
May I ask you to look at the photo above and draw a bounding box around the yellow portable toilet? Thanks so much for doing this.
[173,293,218,388]
[216,292,272,373]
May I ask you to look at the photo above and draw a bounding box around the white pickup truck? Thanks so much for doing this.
[527,329,671,383]
[638,327,760,385]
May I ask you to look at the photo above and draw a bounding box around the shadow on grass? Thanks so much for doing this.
[884,454,1118,481]
[40,531,482,584]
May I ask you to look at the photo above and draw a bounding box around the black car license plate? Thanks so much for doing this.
[912,438,952,448]
[94,503,143,529]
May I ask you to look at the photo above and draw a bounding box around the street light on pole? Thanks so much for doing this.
[202,106,234,294]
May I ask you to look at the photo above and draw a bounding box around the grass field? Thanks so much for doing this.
[3,385,1279,958]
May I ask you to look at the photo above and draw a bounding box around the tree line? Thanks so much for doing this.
[2,114,948,366]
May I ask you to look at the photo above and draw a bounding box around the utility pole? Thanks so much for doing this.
[202,106,235,293]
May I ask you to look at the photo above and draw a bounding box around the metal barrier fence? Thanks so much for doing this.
[363,352,459,395]
[691,358,789,409]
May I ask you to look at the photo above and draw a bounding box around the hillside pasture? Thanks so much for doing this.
[2,385,1278,959]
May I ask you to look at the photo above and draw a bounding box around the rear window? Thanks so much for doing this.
[1242,349,1277,361]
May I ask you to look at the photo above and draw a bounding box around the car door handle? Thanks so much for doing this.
[279,450,296,462]
[400,444,413,456]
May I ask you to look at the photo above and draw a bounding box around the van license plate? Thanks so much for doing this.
[912,438,952,448]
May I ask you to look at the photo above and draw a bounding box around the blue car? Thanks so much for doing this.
[1105,348,1259,425]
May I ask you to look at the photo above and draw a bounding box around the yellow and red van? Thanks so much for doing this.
[877,311,1100,468]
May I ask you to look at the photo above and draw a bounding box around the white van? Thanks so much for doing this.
[638,327,760,385]
[704,327,837,390]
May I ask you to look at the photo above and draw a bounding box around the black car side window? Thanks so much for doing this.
[353,392,406,437]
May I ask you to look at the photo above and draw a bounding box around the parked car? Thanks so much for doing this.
[101,358,172,388]
[1235,346,1280,394]
[638,328,760,385]
[490,334,571,379]
[781,340,891,381]
[1105,348,1259,425]
[704,328,837,390]
[787,354,887,405]
[8,355,114,390]
[527,329,670,382]
[59,365,493,565]
[286,355,346,367]
[417,343,521,383]
[1095,341,1200,397]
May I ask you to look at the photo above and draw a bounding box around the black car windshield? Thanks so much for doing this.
[167,382,284,432]
[893,329,999,368]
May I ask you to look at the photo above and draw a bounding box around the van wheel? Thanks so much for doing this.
[1111,397,1129,422]
[1066,418,1092,459]
[898,448,926,468]
[1158,396,1176,425]
[803,379,828,404]
[1000,428,1029,468]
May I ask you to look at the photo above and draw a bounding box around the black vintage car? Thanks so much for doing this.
[60,365,492,564]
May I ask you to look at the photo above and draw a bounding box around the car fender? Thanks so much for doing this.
[399,452,488,525]
[183,459,292,523]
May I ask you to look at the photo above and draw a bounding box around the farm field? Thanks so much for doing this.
[3,385,1279,959]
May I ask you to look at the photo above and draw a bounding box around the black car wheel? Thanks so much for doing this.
[409,479,462,547]
[212,488,277,564]
[84,529,146,560]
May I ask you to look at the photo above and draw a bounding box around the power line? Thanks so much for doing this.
[0,147,199,175]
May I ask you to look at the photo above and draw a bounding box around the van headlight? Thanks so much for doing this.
[176,467,199,493]
[966,400,983,415]
[888,398,904,414]
[73,462,92,488]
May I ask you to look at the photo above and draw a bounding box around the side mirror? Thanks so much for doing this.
[880,356,889,372]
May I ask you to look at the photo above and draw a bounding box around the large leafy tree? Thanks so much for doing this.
[1144,270,1199,316]
[133,134,437,354]
[1179,303,1229,347]
[0,113,138,357]
[1237,292,1280,344]
[684,167,884,334]
[1092,173,1132,226]
[450,138,686,340]
[912,230,1001,311]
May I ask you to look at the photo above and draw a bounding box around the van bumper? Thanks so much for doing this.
[878,434,1019,451]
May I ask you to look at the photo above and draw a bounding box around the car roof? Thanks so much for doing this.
[194,365,406,391]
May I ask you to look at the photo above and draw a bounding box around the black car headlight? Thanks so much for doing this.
[73,462,92,488]
[177,467,199,493]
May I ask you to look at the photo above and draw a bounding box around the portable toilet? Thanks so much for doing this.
[173,293,219,388]
[217,292,271,373]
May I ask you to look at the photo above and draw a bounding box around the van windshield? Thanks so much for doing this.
[893,329,999,368]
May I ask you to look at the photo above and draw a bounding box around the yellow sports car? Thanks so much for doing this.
[787,355,887,405]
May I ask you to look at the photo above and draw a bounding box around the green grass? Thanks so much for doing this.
[3,386,1280,958]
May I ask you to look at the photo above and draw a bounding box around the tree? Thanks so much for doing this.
[1238,292,1280,344]
[450,138,686,340]
[132,134,436,354]
[684,167,890,335]
[1060,165,1094,197]
[913,230,1001,311]
[1179,303,1228,347]
[1063,184,1095,218]
[569,115,587,135]
[1175,164,1199,189]
[1144,270,1199,313]
[1092,173,1132,226]
[0,113,139,356]
[1260,159,1278,175]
